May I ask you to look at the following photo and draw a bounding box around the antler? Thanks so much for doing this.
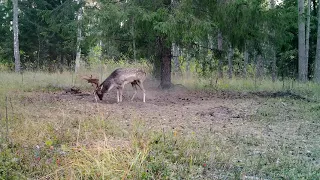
[82,75,100,89]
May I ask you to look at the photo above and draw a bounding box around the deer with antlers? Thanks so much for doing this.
[83,68,146,103]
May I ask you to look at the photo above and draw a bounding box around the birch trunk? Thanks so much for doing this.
[75,4,82,73]
[186,53,191,78]
[12,0,20,72]
[315,0,320,82]
[37,32,41,69]
[305,0,311,78]
[217,31,223,78]
[298,0,307,82]
[271,46,277,82]
[271,0,277,82]
[227,44,234,79]
[99,40,104,81]
[131,17,136,62]
[256,53,263,80]
[243,44,249,78]
[208,34,214,72]
[172,43,180,76]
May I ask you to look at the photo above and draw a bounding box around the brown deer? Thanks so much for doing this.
[83,68,146,103]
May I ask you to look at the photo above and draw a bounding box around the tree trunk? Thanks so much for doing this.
[298,0,307,82]
[243,44,249,78]
[186,52,191,78]
[159,37,172,89]
[37,32,41,70]
[306,0,311,78]
[59,53,64,73]
[227,44,234,79]
[271,46,277,82]
[312,0,317,16]
[172,42,180,76]
[271,0,277,82]
[12,0,20,72]
[75,4,82,73]
[270,0,275,7]
[131,17,136,63]
[256,53,263,80]
[315,0,320,83]
[207,34,214,73]
[217,31,223,78]
[99,40,103,81]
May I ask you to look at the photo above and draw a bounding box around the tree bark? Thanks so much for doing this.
[271,46,277,82]
[217,31,223,78]
[256,53,263,80]
[207,35,214,72]
[12,0,20,72]
[159,36,172,89]
[172,42,180,76]
[243,43,249,78]
[75,3,82,73]
[37,31,41,70]
[298,0,307,82]
[59,53,64,73]
[306,0,311,78]
[227,44,234,79]
[315,0,320,83]
[186,52,191,78]
[270,0,275,7]
[271,0,277,82]
[131,17,136,63]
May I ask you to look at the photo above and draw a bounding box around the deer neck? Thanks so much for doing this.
[100,79,114,94]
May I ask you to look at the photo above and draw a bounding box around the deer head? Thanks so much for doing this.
[95,86,104,100]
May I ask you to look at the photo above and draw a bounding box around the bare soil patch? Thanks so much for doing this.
[25,79,262,136]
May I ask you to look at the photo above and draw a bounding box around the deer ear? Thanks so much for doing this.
[100,85,103,90]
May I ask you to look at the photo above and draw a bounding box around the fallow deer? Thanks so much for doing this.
[83,68,146,103]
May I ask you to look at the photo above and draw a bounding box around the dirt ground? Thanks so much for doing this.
[28,78,264,137]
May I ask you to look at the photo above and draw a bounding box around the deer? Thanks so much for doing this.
[83,68,146,103]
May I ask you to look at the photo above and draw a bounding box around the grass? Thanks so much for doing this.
[1,64,320,179]
[0,60,151,95]
[173,74,320,101]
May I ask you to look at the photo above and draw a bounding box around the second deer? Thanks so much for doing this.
[84,68,146,103]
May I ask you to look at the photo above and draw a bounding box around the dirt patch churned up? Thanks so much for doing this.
[24,79,263,136]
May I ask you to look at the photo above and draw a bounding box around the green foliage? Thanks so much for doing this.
[0,145,24,179]
[0,1,13,64]
[0,0,318,82]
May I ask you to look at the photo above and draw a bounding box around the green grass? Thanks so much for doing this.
[173,75,320,101]
[0,61,151,95]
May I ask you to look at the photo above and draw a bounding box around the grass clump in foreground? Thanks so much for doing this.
[0,117,210,179]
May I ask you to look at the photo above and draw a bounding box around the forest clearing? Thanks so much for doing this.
[0,67,320,179]
[2,0,320,179]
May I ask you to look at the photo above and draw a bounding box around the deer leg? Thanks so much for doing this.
[119,86,123,102]
[136,81,146,103]
[116,89,120,103]
[131,82,138,101]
